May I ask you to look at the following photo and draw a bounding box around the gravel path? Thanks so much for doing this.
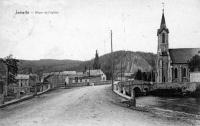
[0,85,197,126]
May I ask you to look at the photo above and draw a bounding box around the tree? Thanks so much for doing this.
[135,69,142,80]
[188,55,200,72]
[142,72,147,81]
[0,54,19,84]
[84,65,87,73]
[93,50,101,69]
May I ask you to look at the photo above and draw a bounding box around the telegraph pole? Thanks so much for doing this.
[111,30,114,90]
[121,60,122,82]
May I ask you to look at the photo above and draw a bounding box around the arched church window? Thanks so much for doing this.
[182,68,186,77]
[162,33,165,43]
[175,68,178,78]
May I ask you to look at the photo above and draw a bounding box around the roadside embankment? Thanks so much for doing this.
[0,86,51,108]
[113,85,200,125]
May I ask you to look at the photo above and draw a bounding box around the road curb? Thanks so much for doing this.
[37,88,51,96]
[0,95,34,108]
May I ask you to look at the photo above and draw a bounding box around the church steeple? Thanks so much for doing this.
[156,3,171,83]
[157,10,169,35]
[157,4,169,54]
[160,12,166,28]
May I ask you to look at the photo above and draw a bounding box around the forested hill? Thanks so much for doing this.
[17,51,157,78]
[18,59,83,75]
[68,51,157,79]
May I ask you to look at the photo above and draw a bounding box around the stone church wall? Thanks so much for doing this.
[171,64,189,83]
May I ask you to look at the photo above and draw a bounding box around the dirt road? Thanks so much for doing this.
[0,85,198,126]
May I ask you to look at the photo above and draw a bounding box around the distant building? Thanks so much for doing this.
[64,69,106,85]
[86,69,106,82]
[45,69,106,86]
[15,74,39,94]
[65,74,90,85]
[16,74,29,88]
[42,71,76,84]
[156,10,200,83]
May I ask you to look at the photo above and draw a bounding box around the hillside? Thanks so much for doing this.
[68,51,157,79]
[17,51,157,79]
[18,59,83,74]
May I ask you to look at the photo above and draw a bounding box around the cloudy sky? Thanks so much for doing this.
[0,0,200,60]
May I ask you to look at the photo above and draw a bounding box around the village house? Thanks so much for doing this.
[156,10,200,83]
[65,69,106,85]
[42,71,77,88]
[15,74,39,94]
[86,69,106,82]
[65,74,90,85]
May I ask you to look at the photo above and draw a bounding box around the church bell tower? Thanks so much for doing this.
[156,7,170,83]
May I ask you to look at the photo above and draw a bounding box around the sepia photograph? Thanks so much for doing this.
[0,0,200,125]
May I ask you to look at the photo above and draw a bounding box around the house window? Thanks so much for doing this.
[162,33,165,43]
[175,68,178,78]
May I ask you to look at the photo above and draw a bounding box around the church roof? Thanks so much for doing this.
[169,48,200,64]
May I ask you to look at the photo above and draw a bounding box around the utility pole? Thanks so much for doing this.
[121,60,122,82]
[111,30,114,90]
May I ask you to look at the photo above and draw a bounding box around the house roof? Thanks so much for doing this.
[169,48,200,64]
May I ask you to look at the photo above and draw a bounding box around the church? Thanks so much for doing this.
[156,10,200,83]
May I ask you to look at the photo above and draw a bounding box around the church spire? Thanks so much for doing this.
[157,2,169,35]
[160,13,166,27]
[160,2,166,28]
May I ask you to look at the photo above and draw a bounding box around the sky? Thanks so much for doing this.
[0,0,200,61]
